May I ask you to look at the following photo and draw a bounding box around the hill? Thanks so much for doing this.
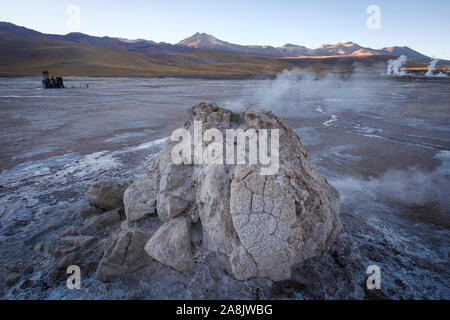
[0,21,439,78]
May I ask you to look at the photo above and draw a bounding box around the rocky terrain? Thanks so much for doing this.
[0,103,347,298]
[0,77,448,300]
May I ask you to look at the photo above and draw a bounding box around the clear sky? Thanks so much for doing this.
[1,0,449,59]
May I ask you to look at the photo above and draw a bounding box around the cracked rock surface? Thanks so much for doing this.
[116,102,342,281]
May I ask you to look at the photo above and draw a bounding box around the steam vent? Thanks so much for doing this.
[89,102,342,282]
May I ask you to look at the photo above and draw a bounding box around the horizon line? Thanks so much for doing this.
[1,20,419,53]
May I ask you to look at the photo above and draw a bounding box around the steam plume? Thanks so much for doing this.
[424,58,447,77]
[425,58,439,76]
[386,55,408,76]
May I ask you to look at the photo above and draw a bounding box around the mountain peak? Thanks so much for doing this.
[183,32,217,40]
[177,32,226,48]
[378,45,431,62]
[279,43,303,48]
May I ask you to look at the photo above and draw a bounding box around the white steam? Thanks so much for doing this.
[329,150,450,226]
[331,167,448,208]
[386,55,408,76]
[329,167,449,226]
[222,68,389,117]
[425,58,439,76]
[425,58,447,77]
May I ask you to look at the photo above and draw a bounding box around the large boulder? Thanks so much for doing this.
[108,102,342,281]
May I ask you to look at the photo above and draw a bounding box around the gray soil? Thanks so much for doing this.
[0,74,449,299]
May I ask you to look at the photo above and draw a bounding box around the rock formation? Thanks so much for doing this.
[95,102,342,282]
[85,181,127,210]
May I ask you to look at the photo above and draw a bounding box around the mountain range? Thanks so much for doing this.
[1,22,433,61]
[177,32,433,62]
[0,21,444,77]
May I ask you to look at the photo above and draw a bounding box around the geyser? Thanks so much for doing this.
[386,55,408,76]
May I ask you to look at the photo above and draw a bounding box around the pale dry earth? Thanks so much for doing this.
[0,75,448,299]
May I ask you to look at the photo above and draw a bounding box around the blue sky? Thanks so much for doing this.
[1,0,449,59]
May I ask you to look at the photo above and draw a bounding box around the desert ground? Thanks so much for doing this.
[0,73,449,299]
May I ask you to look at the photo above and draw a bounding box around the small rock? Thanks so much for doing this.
[83,209,121,233]
[56,251,80,270]
[59,226,80,237]
[77,202,101,220]
[33,242,49,258]
[60,235,98,249]
[96,227,152,282]
[85,181,126,210]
